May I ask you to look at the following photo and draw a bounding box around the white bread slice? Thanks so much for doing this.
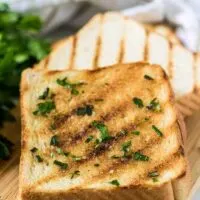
[34,12,195,101]
[19,63,187,200]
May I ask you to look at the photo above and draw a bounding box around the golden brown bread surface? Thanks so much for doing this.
[19,63,186,200]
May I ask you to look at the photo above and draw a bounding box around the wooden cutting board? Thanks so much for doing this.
[0,105,200,200]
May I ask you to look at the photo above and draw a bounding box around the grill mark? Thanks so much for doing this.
[60,102,130,147]
[70,35,76,69]
[168,41,173,79]
[118,28,125,63]
[93,15,103,69]
[33,127,179,188]
[86,149,183,186]
[144,29,149,61]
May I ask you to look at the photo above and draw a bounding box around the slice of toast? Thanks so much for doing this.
[19,62,186,200]
[35,12,195,101]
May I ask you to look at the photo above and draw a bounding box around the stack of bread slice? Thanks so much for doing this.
[19,12,193,200]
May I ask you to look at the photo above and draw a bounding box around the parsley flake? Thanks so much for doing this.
[133,152,149,161]
[54,160,68,170]
[56,77,84,95]
[38,87,50,100]
[50,135,59,146]
[35,155,43,162]
[144,75,154,80]
[30,147,38,153]
[148,171,159,177]
[121,141,132,156]
[109,179,120,187]
[71,155,82,162]
[76,105,94,116]
[85,135,94,143]
[146,98,161,112]
[133,97,144,108]
[131,130,140,135]
[91,121,112,142]
[71,170,80,179]
[33,101,55,116]
[152,125,163,137]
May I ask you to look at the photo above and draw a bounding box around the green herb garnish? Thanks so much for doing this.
[91,121,112,142]
[30,147,38,153]
[133,97,144,108]
[85,135,94,143]
[76,105,94,116]
[133,152,149,161]
[50,135,59,146]
[33,101,55,116]
[152,177,159,182]
[71,170,80,179]
[50,123,56,130]
[0,3,50,129]
[152,125,163,137]
[148,171,159,177]
[35,155,43,162]
[109,179,120,187]
[56,77,84,95]
[131,130,140,135]
[146,98,161,112]
[38,87,50,100]
[121,141,132,156]
[71,155,82,162]
[144,75,154,80]
[111,155,120,159]
[119,130,128,136]
[54,160,68,170]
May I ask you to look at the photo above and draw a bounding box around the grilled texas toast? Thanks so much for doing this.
[19,63,186,200]
[35,12,195,100]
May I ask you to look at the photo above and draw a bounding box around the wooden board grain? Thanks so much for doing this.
[0,105,200,200]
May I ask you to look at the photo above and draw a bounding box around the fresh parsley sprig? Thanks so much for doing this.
[0,3,50,160]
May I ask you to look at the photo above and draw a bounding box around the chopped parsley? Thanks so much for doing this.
[133,97,144,108]
[119,130,128,136]
[85,135,94,143]
[152,125,163,137]
[144,74,154,80]
[56,77,84,95]
[152,177,159,182]
[131,130,140,135]
[148,171,159,177]
[146,98,161,112]
[76,105,94,116]
[111,155,120,159]
[55,148,70,157]
[109,179,120,187]
[133,152,149,161]
[50,123,56,130]
[38,87,50,100]
[91,121,112,142]
[94,163,100,167]
[54,160,68,170]
[35,155,43,162]
[50,135,59,146]
[30,147,38,153]
[33,101,55,116]
[71,170,80,179]
[71,155,82,162]
[121,141,132,156]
